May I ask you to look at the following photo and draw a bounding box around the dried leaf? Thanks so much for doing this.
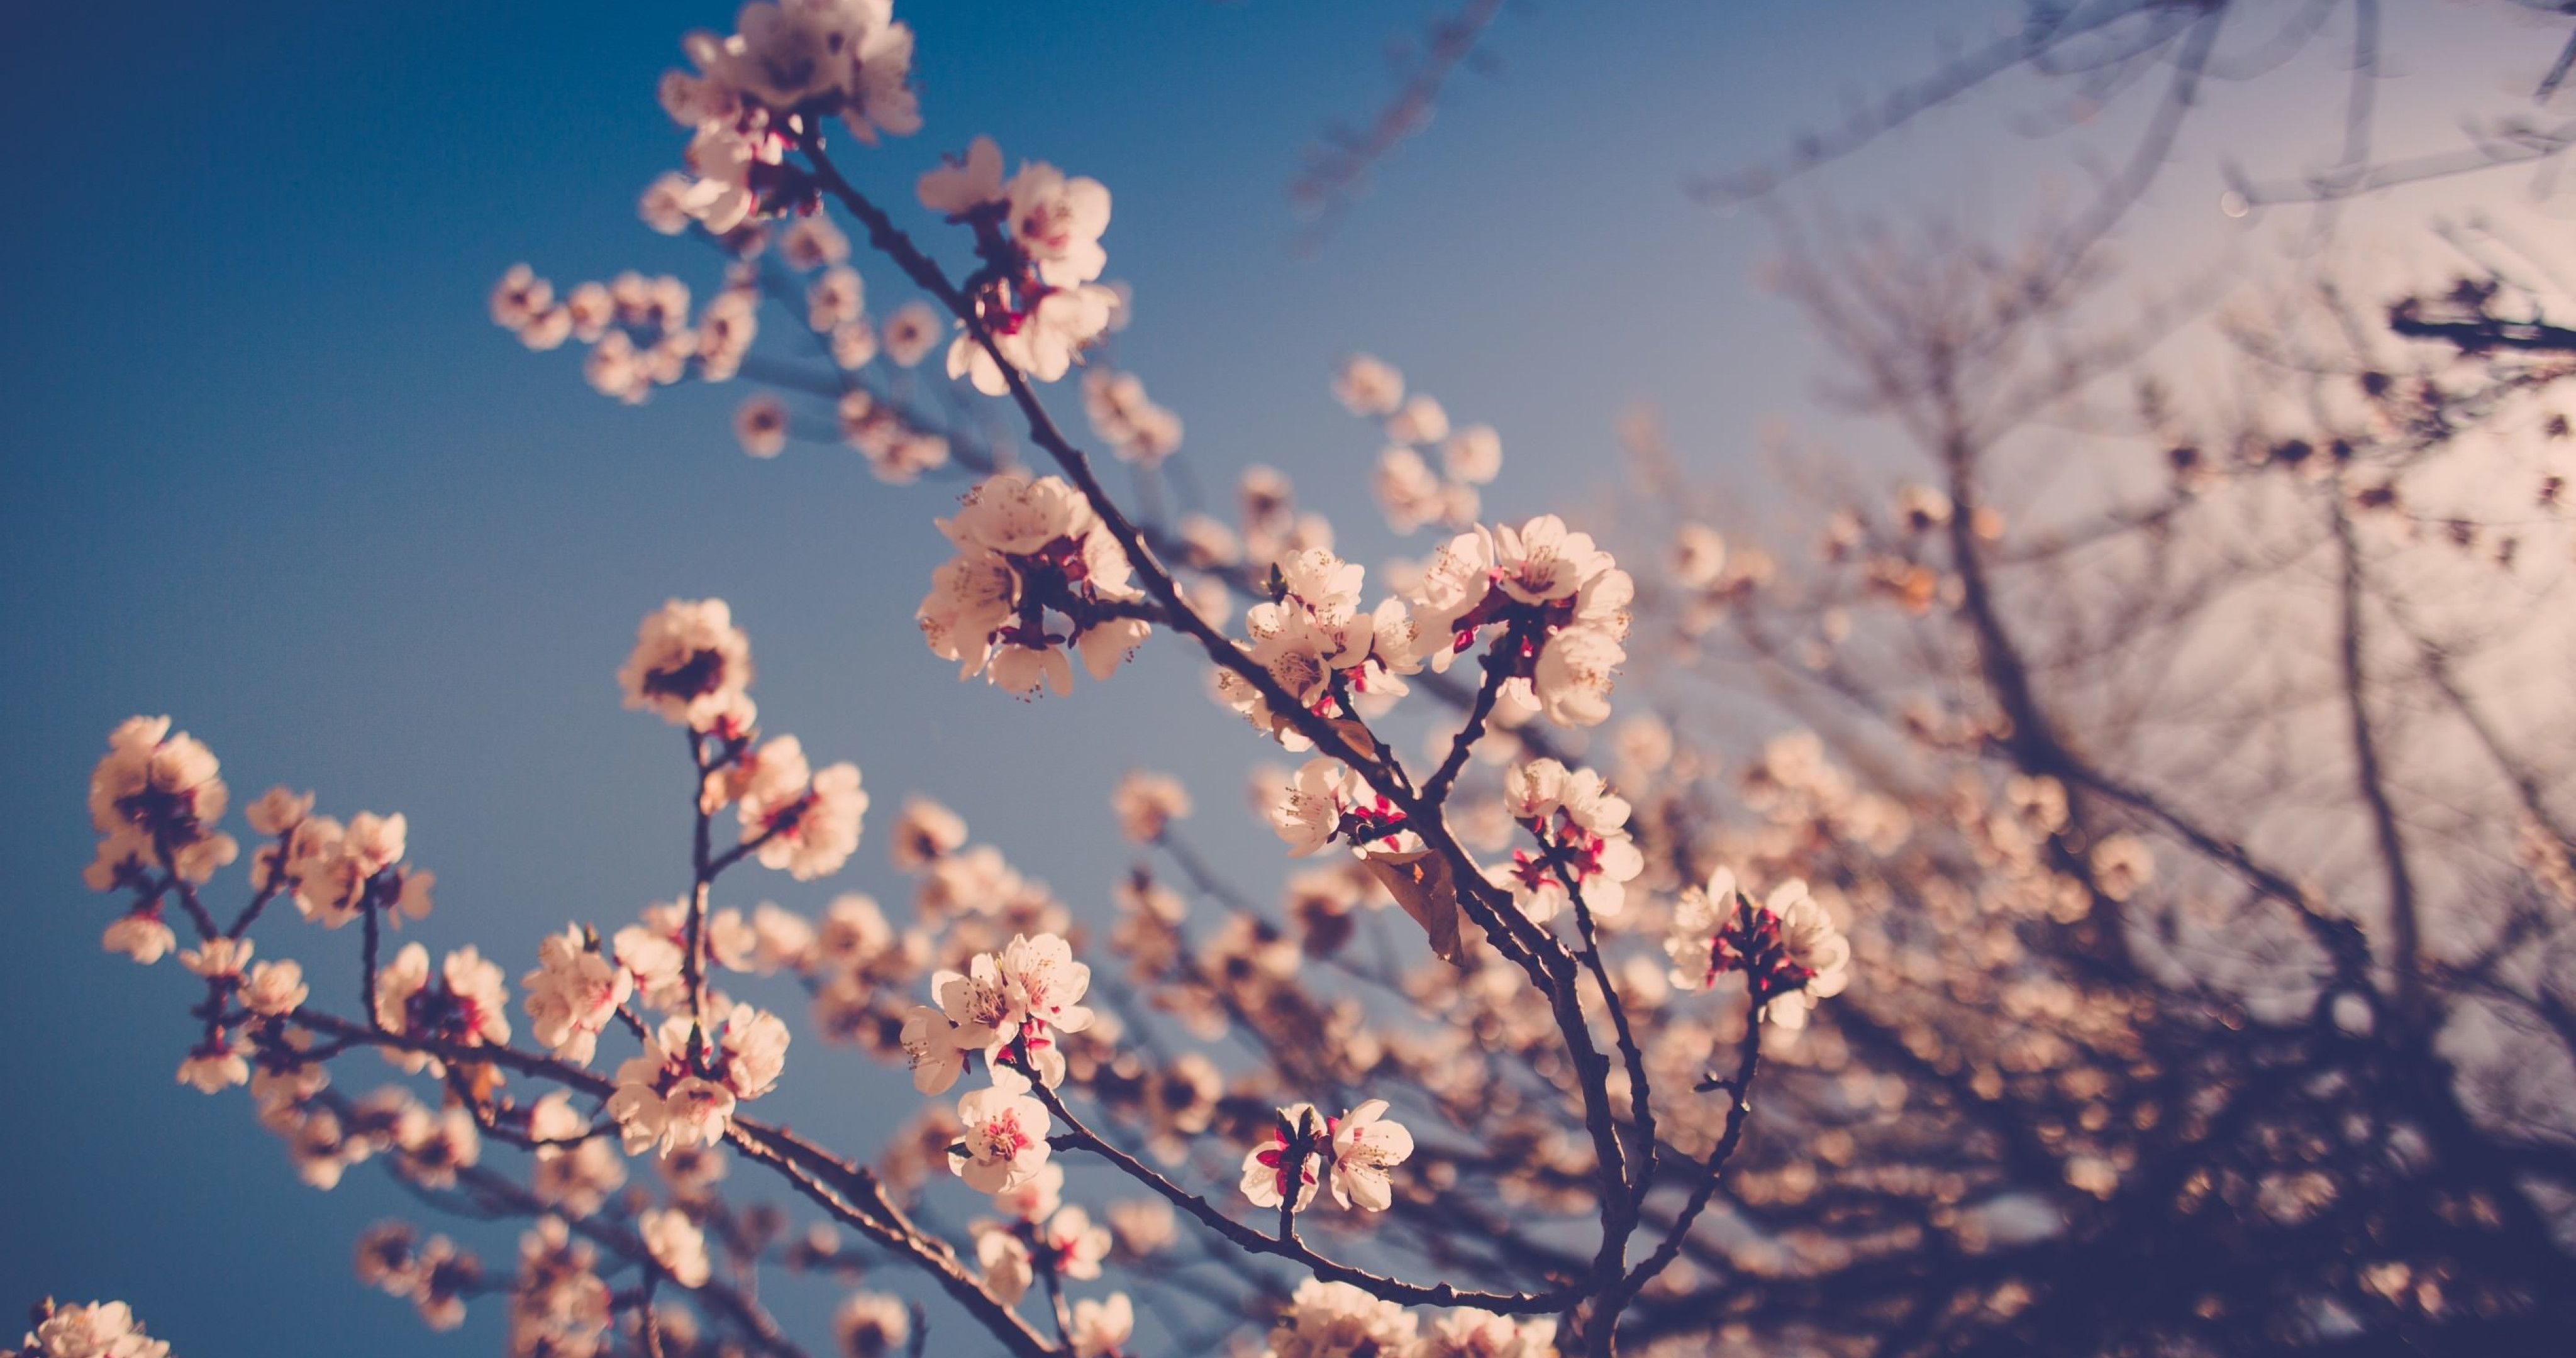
[1362,848,1465,966]
[1324,714,1378,759]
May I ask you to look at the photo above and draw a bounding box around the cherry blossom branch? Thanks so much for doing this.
[1027,1074,1569,1315]
[227,834,292,938]
[284,995,1060,1355]
[796,147,1646,1222]
[723,1129,1060,1358]
[1615,1005,1765,1304]
[686,731,720,1049]
[1553,860,1656,1210]
[1423,644,1511,807]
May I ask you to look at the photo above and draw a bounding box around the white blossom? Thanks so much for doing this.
[619,599,756,734]
[1326,1098,1413,1211]
[640,1206,710,1288]
[951,1083,1052,1192]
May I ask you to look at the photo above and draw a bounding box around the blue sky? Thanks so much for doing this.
[4,1,2566,1353]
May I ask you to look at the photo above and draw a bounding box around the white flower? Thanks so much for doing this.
[882,300,943,366]
[1005,160,1113,287]
[900,1004,972,1093]
[177,1038,250,1094]
[1532,626,1623,727]
[668,0,919,140]
[1385,393,1449,446]
[1670,522,1728,588]
[619,599,755,734]
[919,135,1006,214]
[614,921,689,1012]
[733,736,868,880]
[994,1161,1065,1223]
[715,1002,792,1099]
[1408,529,1496,667]
[1327,1099,1413,1211]
[523,927,634,1065]
[1239,1103,1326,1211]
[640,1206,710,1288]
[608,1035,739,1156]
[807,265,864,331]
[1412,1308,1558,1357]
[1502,758,1568,821]
[1068,1293,1134,1357]
[1766,882,1852,1029]
[1374,446,1449,533]
[974,1222,1035,1304]
[936,954,1020,1052]
[245,785,314,837]
[166,931,236,1003]
[888,797,967,871]
[1083,368,1184,465]
[19,1300,172,1358]
[1665,866,1745,992]
[100,911,175,965]
[1333,354,1404,416]
[1001,932,1095,1037]
[1441,425,1503,485]
[947,282,1119,393]
[242,959,310,1016]
[780,214,850,269]
[735,393,789,458]
[951,1084,1052,1192]
[374,943,509,1071]
[1269,759,1350,857]
[1267,1278,1416,1358]
[835,1291,913,1358]
[918,550,1021,678]
[1111,770,1192,842]
[1491,514,1611,605]
[84,716,239,892]
[1038,1204,1112,1280]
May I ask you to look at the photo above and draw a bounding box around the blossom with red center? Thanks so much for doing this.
[1665,868,1853,1029]
[1239,1103,1326,1212]
[952,1084,1053,1193]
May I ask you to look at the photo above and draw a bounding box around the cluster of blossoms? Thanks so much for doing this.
[521,927,633,1066]
[964,1165,1135,1354]
[1665,867,1852,1029]
[1269,757,1415,858]
[1335,355,1502,534]
[356,1222,487,1332]
[246,1071,486,1197]
[903,931,1097,1094]
[374,942,512,1073]
[84,717,237,893]
[608,1005,793,1156]
[916,136,1119,394]
[619,597,757,734]
[1082,367,1183,466]
[1410,514,1631,727]
[489,265,760,407]
[1239,1098,1415,1213]
[895,932,1093,1193]
[916,472,1153,697]
[269,801,434,932]
[505,1217,615,1355]
[1219,546,1430,742]
[623,598,869,879]
[4,1301,170,1358]
[653,0,920,235]
[1271,1286,1563,1358]
[1255,1281,1558,1358]
[1491,758,1645,924]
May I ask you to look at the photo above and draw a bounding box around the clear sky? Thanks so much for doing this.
[4,1,2567,1354]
